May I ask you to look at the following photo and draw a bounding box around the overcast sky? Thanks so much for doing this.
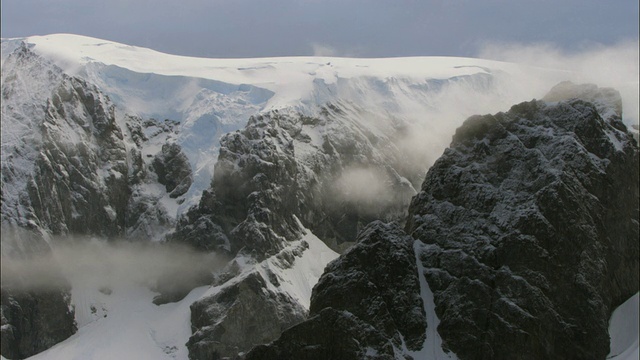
[1,0,638,58]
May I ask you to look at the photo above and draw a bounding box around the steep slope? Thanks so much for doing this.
[1,43,179,240]
[20,34,546,214]
[246,83,639,359]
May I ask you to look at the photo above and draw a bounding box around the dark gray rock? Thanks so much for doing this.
[171,113,305,258]
[27,75,132,236]
[246,221,425,359]
[246,308,398,360]
[1,289,76,360]
[172,104,417,257]
[187,271,306,360]
[152,142,193,198]
[310,221,425,350]
[406,85,638,359]
[173,106,420,359]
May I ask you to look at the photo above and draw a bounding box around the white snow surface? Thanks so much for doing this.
[257,218,339,309]
[409,241,458,360]
[22,34,518,103]
[608,292,639,360]
[28,283,207,360]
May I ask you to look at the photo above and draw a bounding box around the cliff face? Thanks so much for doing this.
[246,83,639,360]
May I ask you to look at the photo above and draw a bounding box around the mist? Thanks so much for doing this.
[0,236,229,293]
[477,40,640,127]
[383,41,639,187]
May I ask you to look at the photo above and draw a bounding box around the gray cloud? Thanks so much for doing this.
[478,40,640,126]
[1,236,229,292]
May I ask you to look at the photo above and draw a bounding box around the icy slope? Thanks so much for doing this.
[608,293,640,360]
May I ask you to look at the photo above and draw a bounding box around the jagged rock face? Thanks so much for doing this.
[247,307,397,360]
[173,106,420,359]
[0,289,76,360]
[294,104,418,252]
[1,44,64,229]
[310,221,425,350]
[173,104,418,257]
[172,113,305,257]
[187,272,306,360]
[124,116,175,240]
[27,76,134,236]
[246,221,425,359]
[152,143,193,198]
[2,45,175,240]
[2,45,151,237]
[406,86,638,359]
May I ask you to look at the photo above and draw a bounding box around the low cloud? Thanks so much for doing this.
[477,40,639,126]
[334,166,393,207]
[1,236,229,292]
[311,43,339,57]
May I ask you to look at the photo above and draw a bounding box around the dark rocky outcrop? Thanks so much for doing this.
[0,227,77,360]
[171,113,305,258]
[246,221,425,360]
[27,76,133,237]
[152,142,193,198]
[0,289,76,360]
[172,104,418,258]
[245,83,639,360]
[309,221,425,351]
[187,272,306,360]
[407,85,638,360]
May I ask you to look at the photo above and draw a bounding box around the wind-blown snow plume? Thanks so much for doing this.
[477,41,640,126]
[0,236,229,293]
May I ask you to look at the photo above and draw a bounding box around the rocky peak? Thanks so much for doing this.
[542,81,623,122]
[406,83,638,359]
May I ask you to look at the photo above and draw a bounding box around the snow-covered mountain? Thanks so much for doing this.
[0,34,638,360]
